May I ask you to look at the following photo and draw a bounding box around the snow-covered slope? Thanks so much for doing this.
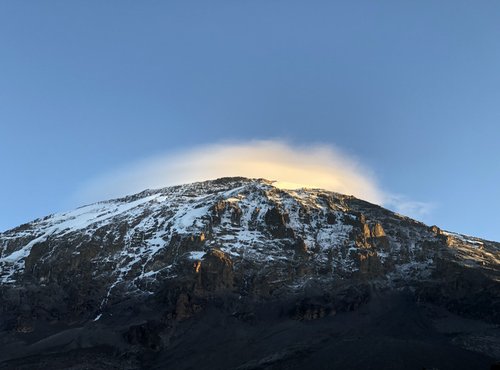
[1,177,498,285]
[0,177,498,321]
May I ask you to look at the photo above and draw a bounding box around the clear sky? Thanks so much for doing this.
[1,1,499,241]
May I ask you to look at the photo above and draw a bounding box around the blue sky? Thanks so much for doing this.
[1,1,499,241]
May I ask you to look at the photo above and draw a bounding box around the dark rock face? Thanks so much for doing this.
[196,248,234,293]
[290,284,370,321]
[0,177,499,369]
[264,207,295,239]
[124,321,165,350]
[416,256,500,324]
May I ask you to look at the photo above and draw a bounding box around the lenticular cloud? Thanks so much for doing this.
[76,140,384,206]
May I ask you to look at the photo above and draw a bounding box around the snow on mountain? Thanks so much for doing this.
[1,177,497,293]
[0,177,499,370]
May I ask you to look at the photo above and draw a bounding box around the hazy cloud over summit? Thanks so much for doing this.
[75,140,432,219]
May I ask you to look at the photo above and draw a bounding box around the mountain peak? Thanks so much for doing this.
[0,178,499,368]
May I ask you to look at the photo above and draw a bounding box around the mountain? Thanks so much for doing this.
[0,177,499,369]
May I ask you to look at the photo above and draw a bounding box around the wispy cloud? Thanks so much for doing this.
[74,140,433,221]
[384,194,436,219]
